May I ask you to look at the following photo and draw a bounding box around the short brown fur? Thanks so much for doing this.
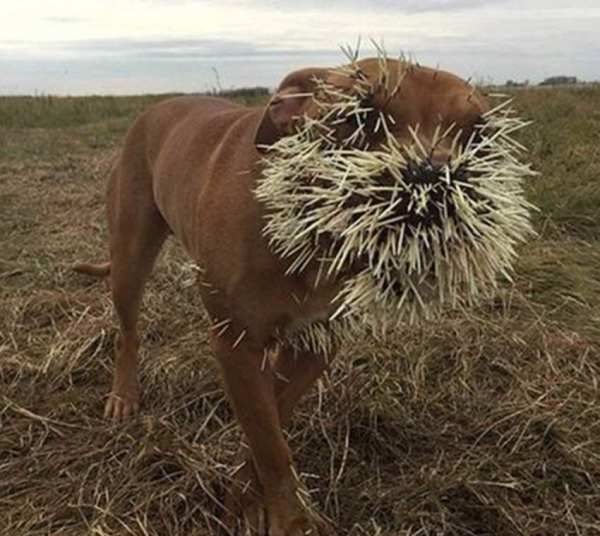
[74,58,488,535]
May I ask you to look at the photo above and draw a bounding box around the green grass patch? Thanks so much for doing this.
[0,94,181,129]
[512,86,600,240]
[0,91,270,129]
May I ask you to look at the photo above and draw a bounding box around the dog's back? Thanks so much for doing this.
[104,95,317,335]
[119,96,263,256]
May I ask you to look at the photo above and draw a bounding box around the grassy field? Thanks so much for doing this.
[1,87,599,535]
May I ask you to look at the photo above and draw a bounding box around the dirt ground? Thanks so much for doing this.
[1,88,599,535]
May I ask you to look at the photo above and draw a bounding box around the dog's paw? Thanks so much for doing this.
[222,503,267,536]
[269,511,335,536]
[220,461,266,535]
[223,506,332,536]
[220,460,335,536]
[104,389,140,420]
[268,493,335,536]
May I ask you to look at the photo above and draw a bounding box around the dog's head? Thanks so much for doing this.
[256,58,488,161]
[255,56,535,324]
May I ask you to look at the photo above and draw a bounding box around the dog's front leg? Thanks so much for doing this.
[213,334,322,536]
[223,345,336,532]
[273,345,337,428]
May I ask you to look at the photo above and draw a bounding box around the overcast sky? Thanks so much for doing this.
[1,0,598,95]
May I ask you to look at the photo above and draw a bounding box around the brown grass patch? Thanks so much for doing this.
[1,88,599,535]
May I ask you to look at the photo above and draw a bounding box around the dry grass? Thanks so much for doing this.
[1,87,599,535]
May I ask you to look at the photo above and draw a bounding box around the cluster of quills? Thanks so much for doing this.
[253,46,537,356]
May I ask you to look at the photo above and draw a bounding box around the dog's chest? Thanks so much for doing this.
[286,306,332,335]
[277,277,344,355]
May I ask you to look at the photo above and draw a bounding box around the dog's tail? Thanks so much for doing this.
[72,261,111,278]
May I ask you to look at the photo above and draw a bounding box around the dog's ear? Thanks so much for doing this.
[254,86,308,148]
[255,68,328,150]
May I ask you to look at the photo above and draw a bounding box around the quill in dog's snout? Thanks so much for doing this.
[256,53,537,353]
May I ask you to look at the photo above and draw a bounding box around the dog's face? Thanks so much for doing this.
[256,58,489,165]
[255,56,534,323]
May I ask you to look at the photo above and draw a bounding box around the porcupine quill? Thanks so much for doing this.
[255,44,536,355]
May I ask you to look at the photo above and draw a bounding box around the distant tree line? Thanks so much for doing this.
[205,86,271,98]
[538,76,578,86]
[504,76,580,87]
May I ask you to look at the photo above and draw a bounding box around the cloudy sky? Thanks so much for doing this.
[1,0,598,95]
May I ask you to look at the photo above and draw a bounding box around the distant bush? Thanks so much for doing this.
[208,86,270,99]
[539,76,578,86]
[505,79,529,87]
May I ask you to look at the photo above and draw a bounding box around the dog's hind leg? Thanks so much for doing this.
[103,164,169,420]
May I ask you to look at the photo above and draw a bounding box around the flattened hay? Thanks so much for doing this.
[2,84,600,535]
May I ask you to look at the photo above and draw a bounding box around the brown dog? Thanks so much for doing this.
[74,58,488,535]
